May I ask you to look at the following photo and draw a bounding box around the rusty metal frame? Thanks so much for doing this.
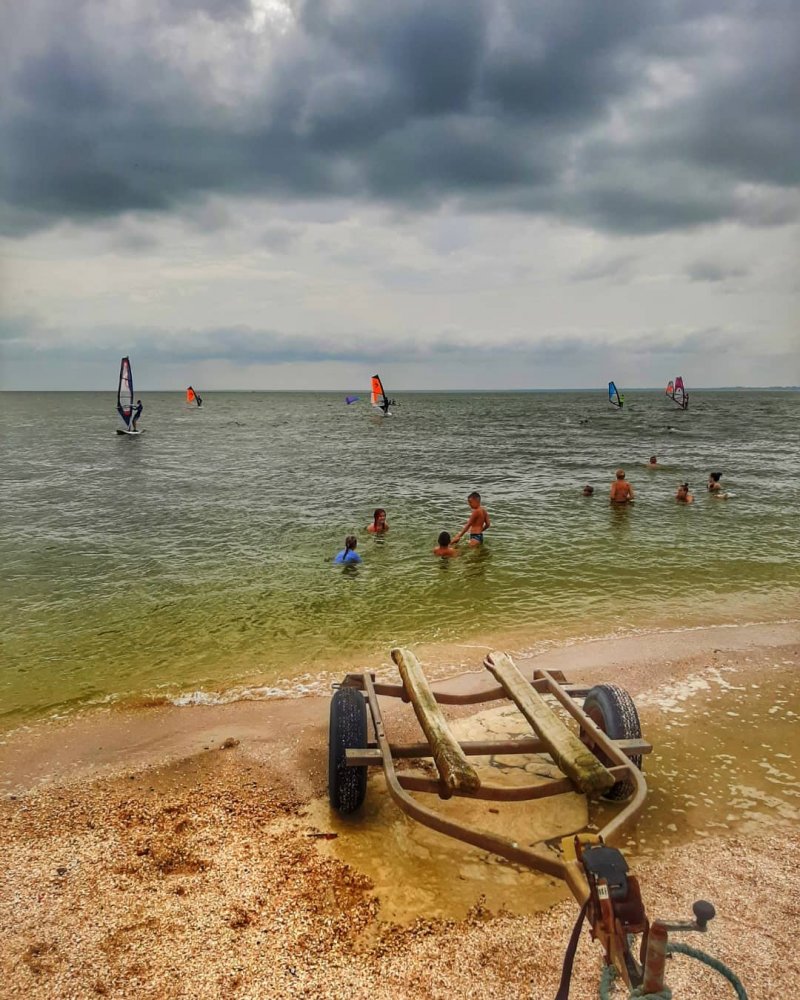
[341,667,650,900]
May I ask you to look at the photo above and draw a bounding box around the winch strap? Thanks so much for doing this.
[554,900,589,1000]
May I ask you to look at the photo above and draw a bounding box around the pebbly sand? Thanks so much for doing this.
[1,621,798,999]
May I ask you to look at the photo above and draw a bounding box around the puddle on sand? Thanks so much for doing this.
[306,706,588,923]
[627,664,799,857]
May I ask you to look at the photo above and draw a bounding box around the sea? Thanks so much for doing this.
[1,389,798,729]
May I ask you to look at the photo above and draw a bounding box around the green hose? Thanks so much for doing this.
[598,943,748,1000]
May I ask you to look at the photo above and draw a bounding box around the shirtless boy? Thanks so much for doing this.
[452,491,491,546]
[433,531,460,557]
[609,469,634,504]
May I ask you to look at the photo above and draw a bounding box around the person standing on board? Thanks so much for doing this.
[132,399,143,430]
[334,535,362,565]
[366,508,389,534]
[609,469,634,504]
[452,491,491,546]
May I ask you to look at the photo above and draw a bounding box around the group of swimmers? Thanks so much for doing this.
[582,462,728,505]
[333,492,491,564]
[334,466,728,565]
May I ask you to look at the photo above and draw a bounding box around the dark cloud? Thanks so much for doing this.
[686,260,748,283]
[1,0,798,235]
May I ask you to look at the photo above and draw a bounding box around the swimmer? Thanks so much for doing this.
[675,483,694,504]
[582,484,594,496]
[708,472,723,494]
[646,456,660,468]
[366,508,389,534]
[333,535,362,565]
[609,469,634,504]
[452,491,491,546]
[433,531,460,558]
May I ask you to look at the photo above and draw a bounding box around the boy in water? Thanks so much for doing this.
[433,531,460,557]
[646,455,659,468]
[609,469,634,504]
[452,491,491,546]
[582,485,594,496]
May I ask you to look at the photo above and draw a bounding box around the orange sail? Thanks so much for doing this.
[186,387,195,403]
[370,375,385,409]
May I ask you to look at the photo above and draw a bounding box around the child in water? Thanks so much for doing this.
[708,472,724,495]
[334,535,362,564]
[582,485,594,496]
[452,491,491,546]
[675,483,694,504]
[433,531,460,557]
[366,508,389,534]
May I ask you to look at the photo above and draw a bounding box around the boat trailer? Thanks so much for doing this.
[327,648,740,998]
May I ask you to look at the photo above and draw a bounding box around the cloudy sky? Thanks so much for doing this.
[1,0,798,390]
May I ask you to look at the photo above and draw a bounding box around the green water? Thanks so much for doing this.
[1,390,798,725]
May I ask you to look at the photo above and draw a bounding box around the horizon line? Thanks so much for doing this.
[2,385,798,393]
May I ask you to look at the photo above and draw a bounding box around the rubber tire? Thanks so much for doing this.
[581,684,643,801]
[328,687,368,814]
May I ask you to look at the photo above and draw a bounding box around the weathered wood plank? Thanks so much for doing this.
[391,648,481,794]
[484,651,615,796]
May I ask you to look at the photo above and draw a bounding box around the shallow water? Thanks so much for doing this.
[1,389,798,724]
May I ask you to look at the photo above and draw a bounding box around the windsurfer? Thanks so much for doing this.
[132,400,143,430]
[433,531,460,558]
[452,492,491,546]
[609,469,634,504]
[367,508,389,534]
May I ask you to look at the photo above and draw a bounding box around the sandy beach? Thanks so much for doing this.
[2,621,798,1000]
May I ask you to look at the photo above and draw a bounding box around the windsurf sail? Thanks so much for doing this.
[117,357,134,427]
[665,379,675,397]
[608,381,623,408]
[673,376,688,409]
[345,395,360,405]
[371,374,391,413]
[186,386,202,406]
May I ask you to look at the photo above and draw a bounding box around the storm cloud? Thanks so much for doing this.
[3,0,799,236]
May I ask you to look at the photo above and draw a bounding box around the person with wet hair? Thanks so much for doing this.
[708,472,723,494]
[433,531,460,557]
[334,535,362,564]
[675,483,694,504]
[582,485,594,496]
[366,508,389,534]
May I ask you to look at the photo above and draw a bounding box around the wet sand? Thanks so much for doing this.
[1,621,798,999]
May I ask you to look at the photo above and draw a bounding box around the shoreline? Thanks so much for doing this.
[2,619,798,998]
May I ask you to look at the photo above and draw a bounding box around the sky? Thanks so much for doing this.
[1,0,798,390]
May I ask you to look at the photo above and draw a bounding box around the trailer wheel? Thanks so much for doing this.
[328,687,368,814]
[581,684,642,801]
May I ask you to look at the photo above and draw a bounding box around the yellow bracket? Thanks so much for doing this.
[561,832,604,861]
